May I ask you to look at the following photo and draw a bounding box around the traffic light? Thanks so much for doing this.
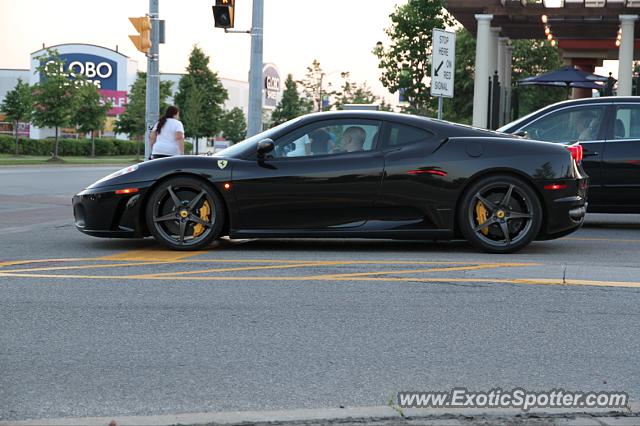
[213,0,235,29]
[129,16,151,54]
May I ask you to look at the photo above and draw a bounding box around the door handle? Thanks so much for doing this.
[583,151,599,157]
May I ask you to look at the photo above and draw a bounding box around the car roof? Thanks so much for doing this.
[499,96,640,132]
[532,96,640,110]
[297,110,430,124]
[294,110,501,137]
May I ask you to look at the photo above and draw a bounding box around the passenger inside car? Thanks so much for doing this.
[334,126,367,153]
[576,112,599,141]
[307,129,333,155]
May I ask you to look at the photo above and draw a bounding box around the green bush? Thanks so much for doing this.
[18,138,49,155]
[0,136,15,153]
[0,135,144,156]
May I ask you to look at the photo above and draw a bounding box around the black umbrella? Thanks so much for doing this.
[517,66,608,88]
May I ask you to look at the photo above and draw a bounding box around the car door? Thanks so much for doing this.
[600,103,640,209]
[231,119,384,230]
[518,104,609,203]
[375,121,448,228]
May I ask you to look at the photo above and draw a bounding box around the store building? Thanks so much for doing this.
[0,43,282,145]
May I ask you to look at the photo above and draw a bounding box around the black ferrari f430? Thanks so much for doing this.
[73,111,588,253]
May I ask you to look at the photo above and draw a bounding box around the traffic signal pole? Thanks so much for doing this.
[247,0,264,137]
[145,0,160,159]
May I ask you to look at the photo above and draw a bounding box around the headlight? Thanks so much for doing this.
[94,164,139,186]
[105,164,139,179]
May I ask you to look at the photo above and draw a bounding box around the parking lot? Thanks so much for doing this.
[1,166,640,422]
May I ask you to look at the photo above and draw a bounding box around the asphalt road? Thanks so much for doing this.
[1,166,640,422]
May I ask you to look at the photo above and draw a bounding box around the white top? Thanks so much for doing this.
[152,118,184,156]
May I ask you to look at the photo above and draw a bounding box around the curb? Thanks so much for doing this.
[1,403,638,426]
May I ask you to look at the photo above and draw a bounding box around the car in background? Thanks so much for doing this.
[73,111,587,254]
[499,97,640,213]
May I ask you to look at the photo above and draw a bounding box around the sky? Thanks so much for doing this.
[0,0,405,103]
[0,0,621,105]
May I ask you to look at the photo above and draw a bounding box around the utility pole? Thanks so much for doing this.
[145,0,160,159]
[247,0,264,137]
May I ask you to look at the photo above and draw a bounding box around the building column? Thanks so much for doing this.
[473,14,493,128]
[489,28,501,77]
[497,37,508,125]
[618,15,638,96]
[504,44,513,124]
[497,37,508,84]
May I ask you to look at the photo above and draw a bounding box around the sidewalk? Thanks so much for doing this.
[2,404,638,426]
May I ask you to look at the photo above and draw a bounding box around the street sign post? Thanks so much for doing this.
[431,28,456,120]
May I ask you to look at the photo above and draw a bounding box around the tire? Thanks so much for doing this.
[145,176,225,251]
[458,175,542,254]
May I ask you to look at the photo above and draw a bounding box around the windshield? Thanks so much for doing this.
[497,112,539,133]
[497,103,562,133]
[216,117,304,158]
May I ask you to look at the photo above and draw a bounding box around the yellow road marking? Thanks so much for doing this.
[1,253,636,289]
[1,272,640,288]
[135,259,495,265]
[140,261,350,277]
[0,258,95,268]
[97,249,208,262]
[3,261,168,274]
[305,263,535,279]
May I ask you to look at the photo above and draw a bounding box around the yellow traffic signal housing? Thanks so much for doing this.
[213,0,235,29]
[129,16,152,53]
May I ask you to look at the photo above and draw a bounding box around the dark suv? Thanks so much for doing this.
[499,97,640,213]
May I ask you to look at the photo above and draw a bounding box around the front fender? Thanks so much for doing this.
[86,155,234,190]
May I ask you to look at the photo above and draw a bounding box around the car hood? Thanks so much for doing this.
[86,155,234,190]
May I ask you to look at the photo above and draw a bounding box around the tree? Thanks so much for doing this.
[74,83,111,156]
[181,75,205,149]
[31,49,79,160]
[220,107,247,143]
[270,74,312,126]
[0,78,32,155]
[114,72,173,138]
[298,59,325,112]
[330,72,380,110]
[175,46,228,147]
[373,0,454,116]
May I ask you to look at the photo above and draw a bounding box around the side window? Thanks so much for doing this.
[612,105,640,140]
[521,106,607,143]
[385,123,435,148]
[272,120,381,158]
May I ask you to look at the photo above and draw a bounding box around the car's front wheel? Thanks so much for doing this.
[145,176,225,250]
[458,175,542,254]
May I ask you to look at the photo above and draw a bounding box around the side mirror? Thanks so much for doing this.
[513,130,528,138]
[257,138,275,159]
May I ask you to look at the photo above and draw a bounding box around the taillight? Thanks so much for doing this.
[544,184,568,191]
[566,144,583,162]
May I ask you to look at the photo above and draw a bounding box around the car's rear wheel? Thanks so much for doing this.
[145,176,225,251]
[458,175,542,254]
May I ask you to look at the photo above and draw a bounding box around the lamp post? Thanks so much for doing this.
[247,0,264,136]
[318,70,344,112]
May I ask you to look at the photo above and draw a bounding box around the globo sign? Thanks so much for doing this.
[42,53,118,90]
[262,64,280,108]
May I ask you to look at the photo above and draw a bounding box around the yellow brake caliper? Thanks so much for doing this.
[475,201,489,236]
[192,200,211,238]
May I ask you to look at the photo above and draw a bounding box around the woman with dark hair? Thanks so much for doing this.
[149,105,185,159]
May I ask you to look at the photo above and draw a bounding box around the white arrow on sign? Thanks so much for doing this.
[431,28,456,98]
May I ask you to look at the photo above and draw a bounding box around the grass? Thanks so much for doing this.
[0,154,141,166]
